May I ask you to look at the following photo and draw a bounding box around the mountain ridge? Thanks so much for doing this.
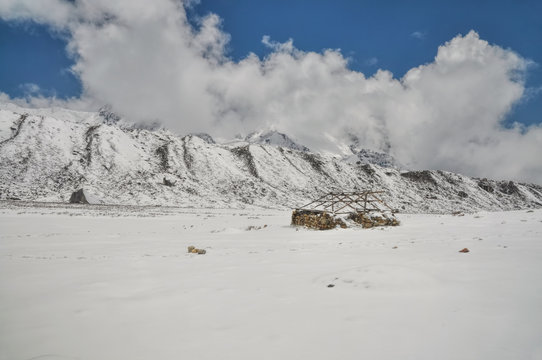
[1,103,541,213]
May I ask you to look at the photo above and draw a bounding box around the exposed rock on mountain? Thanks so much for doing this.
[68,188,103,204]
[98,105,121,125]
[69,189,88,204]
[190,133,215,144]
[346,134,402,169]
[350,148,402,169]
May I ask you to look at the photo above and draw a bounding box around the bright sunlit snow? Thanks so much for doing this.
[1,203,541,360]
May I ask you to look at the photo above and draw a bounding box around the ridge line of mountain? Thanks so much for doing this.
[1,103,541,212]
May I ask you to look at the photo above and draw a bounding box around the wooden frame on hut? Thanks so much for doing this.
[295,191,394,215]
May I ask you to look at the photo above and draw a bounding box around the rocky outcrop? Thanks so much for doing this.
[69,189,88,204]
[231,145,259,178]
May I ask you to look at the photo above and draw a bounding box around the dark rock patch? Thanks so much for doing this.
[478,178,494,193]
[231,145,259,178]
[301,152,327,175]
[156,143,169,171]
[69,189,88,204]
[499,181,520,195]
[401,170,437,186]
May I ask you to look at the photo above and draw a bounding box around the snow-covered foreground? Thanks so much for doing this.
[1,204,542,360]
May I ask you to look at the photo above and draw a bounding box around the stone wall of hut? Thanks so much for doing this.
[291,210,347,230]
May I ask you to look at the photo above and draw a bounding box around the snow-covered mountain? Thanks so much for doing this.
[245,130,310,152]
[344,148,402,169]
[1,103,541,213]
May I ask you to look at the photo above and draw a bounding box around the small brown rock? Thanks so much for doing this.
[459,248,470,253]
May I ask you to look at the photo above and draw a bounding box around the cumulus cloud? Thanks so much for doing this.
[0,0,541,183]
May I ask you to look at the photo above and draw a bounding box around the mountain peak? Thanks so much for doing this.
[349,148,402,169]
[245,130,310,152]
[190,133,215,144]
[98,105,121,125]
[345,134,401,169]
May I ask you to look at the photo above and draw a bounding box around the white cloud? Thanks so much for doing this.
[411,31,426,39]
[262,35,295,53]
[0,0,541,183]
[364,57,378,66]
[18,82,40,95]
[0,0,75,28]
[0,91,98,110]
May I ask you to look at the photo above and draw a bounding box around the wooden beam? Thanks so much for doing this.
[296,190,393,215]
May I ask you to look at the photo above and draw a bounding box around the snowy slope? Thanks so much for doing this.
[345,148,402,169]
[245,130,310,152]
[1,103,541,212]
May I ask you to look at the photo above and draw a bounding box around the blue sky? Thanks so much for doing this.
[1,0,541,126]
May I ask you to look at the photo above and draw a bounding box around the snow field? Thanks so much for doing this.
[1,206,542,360]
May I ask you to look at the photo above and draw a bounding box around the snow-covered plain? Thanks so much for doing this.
[1,203,542,360]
